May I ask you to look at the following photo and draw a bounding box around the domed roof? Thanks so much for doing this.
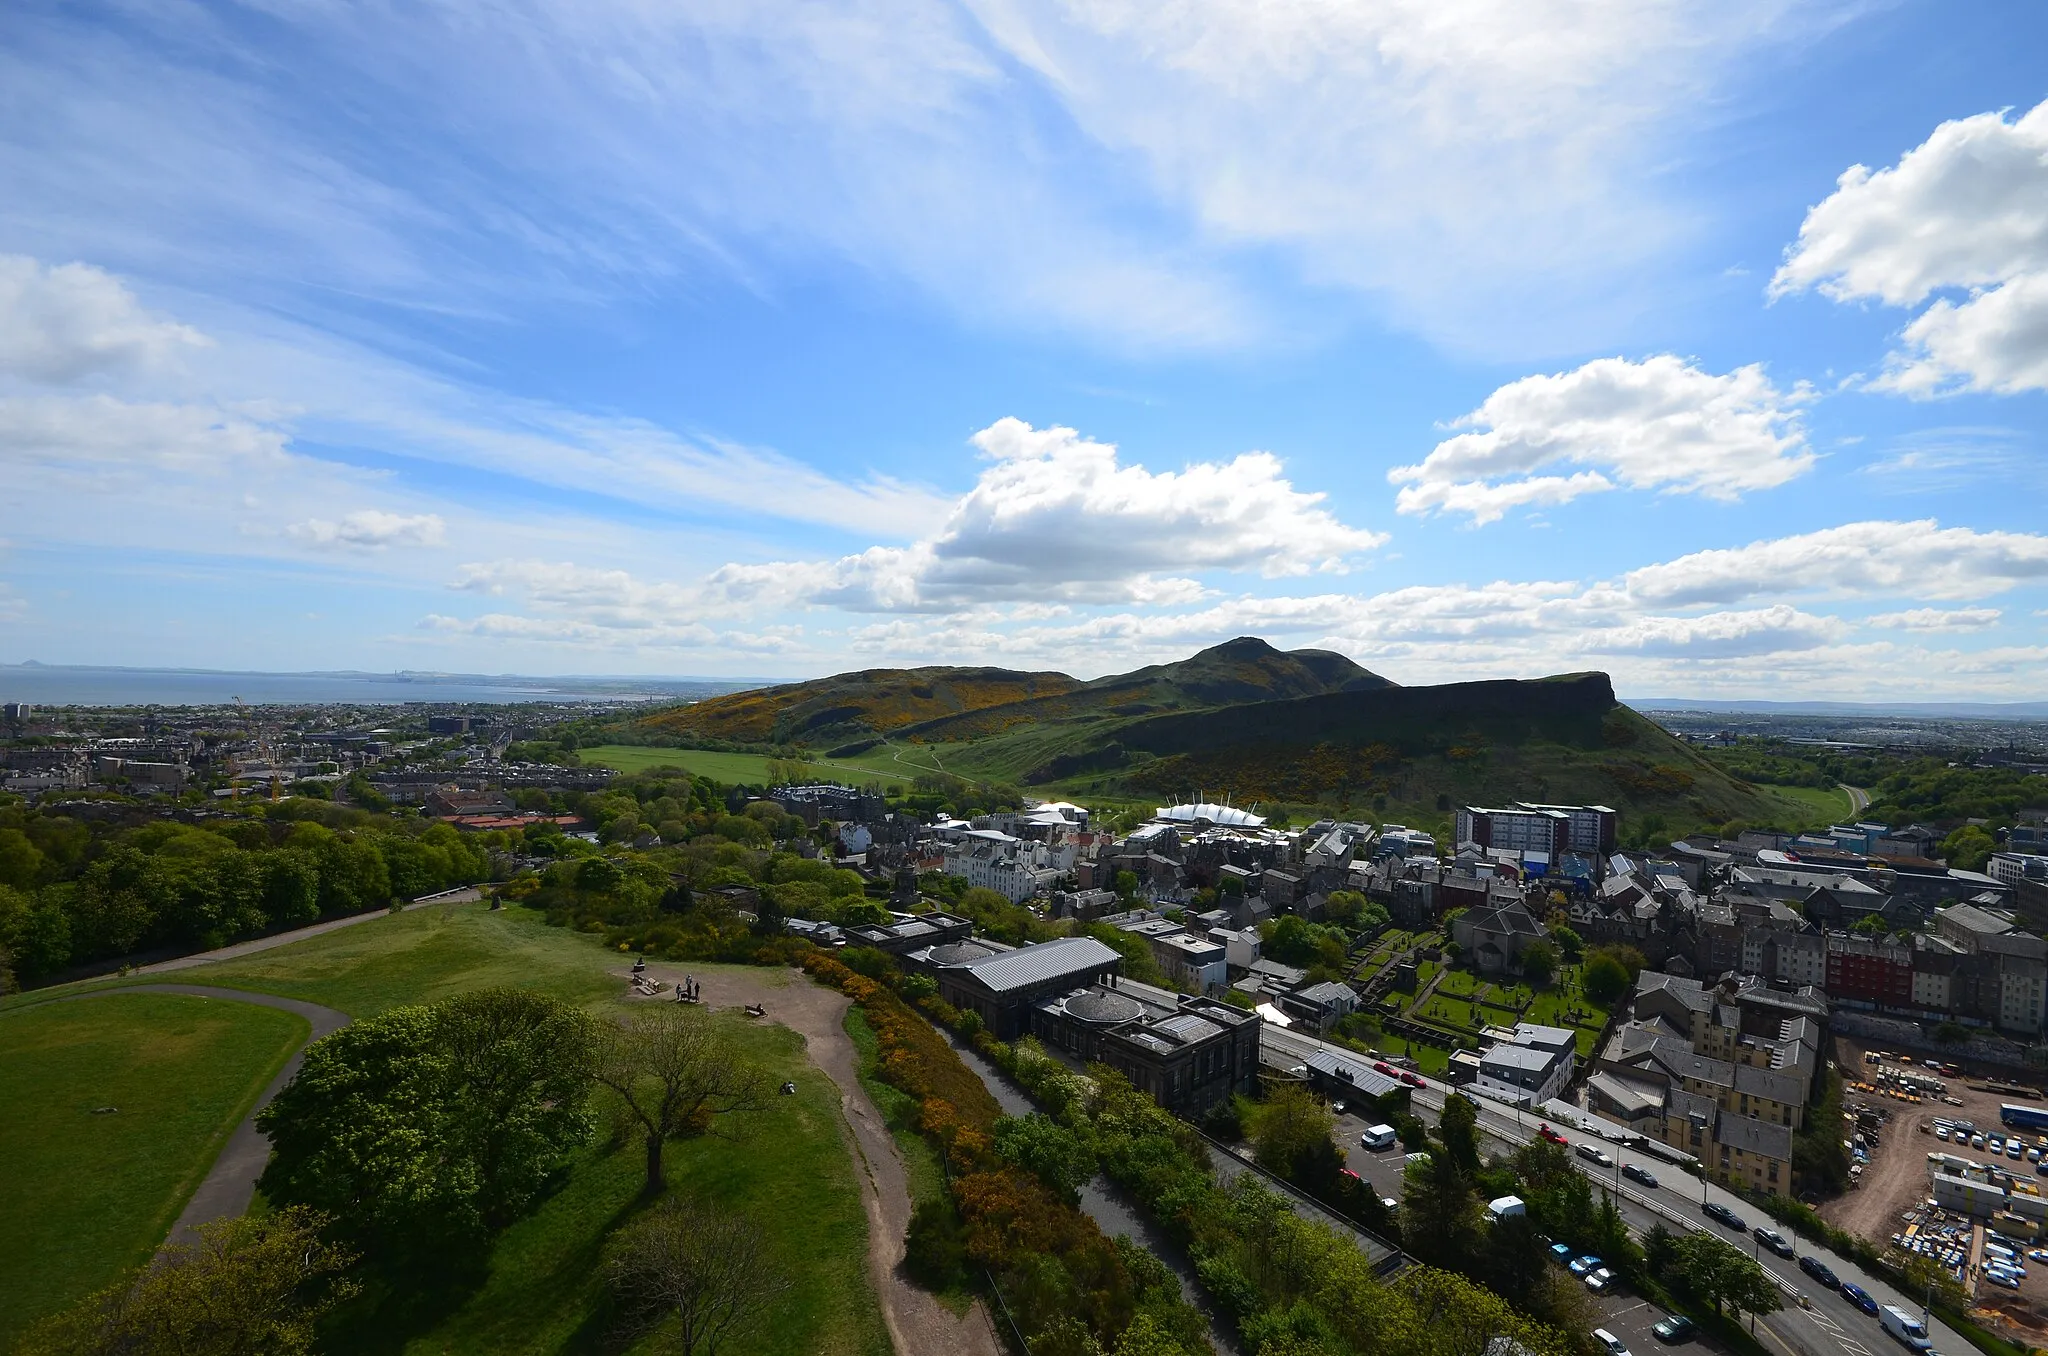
[1155,801,1266,828]
[1064,990,1143,1025]
[928,941,996,966]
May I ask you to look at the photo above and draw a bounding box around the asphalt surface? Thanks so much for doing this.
[1261,1022,1963,1356]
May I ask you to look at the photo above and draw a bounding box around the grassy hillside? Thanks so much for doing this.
[635,664,1076,748]
[615,639,1822,838]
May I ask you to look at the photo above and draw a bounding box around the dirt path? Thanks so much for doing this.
[635,964,1000,1356]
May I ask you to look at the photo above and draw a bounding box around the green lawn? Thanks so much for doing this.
[0,993,310,1345]
[1417,996,1479,1031]
[164,903,791,1020]
[579,744,907,788]
[11,907,888,1356]
[1434,969,1482,998]
[1761,783,1855,826]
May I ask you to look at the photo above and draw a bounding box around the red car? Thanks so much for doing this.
[1339,1168,1362,1183]
[1537,1124,1569,1145]
[1400,1072,1426,1087]
[1373,1061,1397,1076]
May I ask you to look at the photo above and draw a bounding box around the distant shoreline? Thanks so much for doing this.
[0,663,767,708]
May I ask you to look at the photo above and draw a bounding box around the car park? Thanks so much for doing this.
[1755,1227,1795,1257]
[1577,1143,1614,1167]
[1585,1267,1616,1293]
[1569,1254,1602,1276]
[1623,1163,1659,1188]
[1800,1255,1841,1288]
[1842,1282,1880,1314]
[1703,1201,1746,1231]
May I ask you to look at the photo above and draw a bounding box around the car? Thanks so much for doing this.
[1577,1143,1614,1167]
[1585,1267,1617,1293]
[1703,1201,1746,1231]
[1330,1101,1349,1117]
[1339,1168,1362,1183]
[1373,1061,1398,1076]
[2011,1142,2025,1160]
[1841,1282,1879,1314]
[1973,1134,1988,1149]
[1538,1124,1569,1145]
[1551,1242,1576,1264]
[1986,1271,2021,1290]
[1401,1071,1426,1087]
[1800,1255,1841,1288]
[1381,1196,1400,1212]
[2027,1249,2048,1263]
[1569,1254,1603,1276]
[1623,1163,1660,1188]
[1936,1126,1951,1141]
[1653,1315,1697,1343]
[1593,1328,1632,1356]
[1755,1227,1795,1257]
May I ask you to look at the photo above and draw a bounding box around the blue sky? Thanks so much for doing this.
[3,0,2048,698]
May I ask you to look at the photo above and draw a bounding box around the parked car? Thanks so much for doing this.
[1569,1254,1603,1277]
[1703,1201,1746,1231]
[1842,1282,1880,1314]
[1339,1168,1362,1184]
[1577,1143,1614,1168]
[1401,1071,1425,1087]
[1652,1315,1696,1344]
[1623,1163,1660,1188]
[1593,1328,1632,1356]
[1755,1227,1795,1257]
[1585,1267,1617,1293]
[1373,1061,1398,1076]
[1551,1242,1576,1264]
[1800,1255,1840,1288]
[1985,1271,2021,1291]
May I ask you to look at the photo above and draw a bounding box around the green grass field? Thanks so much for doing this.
[0,993,310,1345]
[1760,783,1855,825]
[11,908,888,1356]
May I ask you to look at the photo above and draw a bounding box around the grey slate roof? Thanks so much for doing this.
[959,936,1121,993]
[1303,1047,1401,1098]
[1716,1115,1794,1160]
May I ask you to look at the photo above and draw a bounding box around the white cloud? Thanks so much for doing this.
[0,394,290,475]
[1626,520,2048,606]
[1389,356,1813,524]
[290,511,447,550]
[701,418,1385,611]
[1579,605,1844,657]
[1864,607,2001,633]
[1773,98,2048,395]
[0,255,210,384]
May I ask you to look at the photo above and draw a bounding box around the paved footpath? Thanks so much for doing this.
[23,983,351,1245]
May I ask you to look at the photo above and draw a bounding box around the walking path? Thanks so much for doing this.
[22,983,350,1245]
[134,892,477,976]
[639,964,1001,1356]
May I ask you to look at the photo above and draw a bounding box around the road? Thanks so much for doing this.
[1844,785,1871,814]
[1260,1023,1963,1356]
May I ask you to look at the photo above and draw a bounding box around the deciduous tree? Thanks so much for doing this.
[605,1196,790,1356]
[593,1005,773,1194]
[16,1207,354,1356]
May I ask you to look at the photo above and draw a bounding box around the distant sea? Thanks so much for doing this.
[0,663,764,708]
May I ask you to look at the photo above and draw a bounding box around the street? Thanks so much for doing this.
[1261,1022,1957,1356]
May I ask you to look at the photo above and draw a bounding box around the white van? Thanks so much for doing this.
[1361,1123,1398,1151]
[1880,1305,1932,1351]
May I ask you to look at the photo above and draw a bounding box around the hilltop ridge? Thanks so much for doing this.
[622,640,1819,834]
